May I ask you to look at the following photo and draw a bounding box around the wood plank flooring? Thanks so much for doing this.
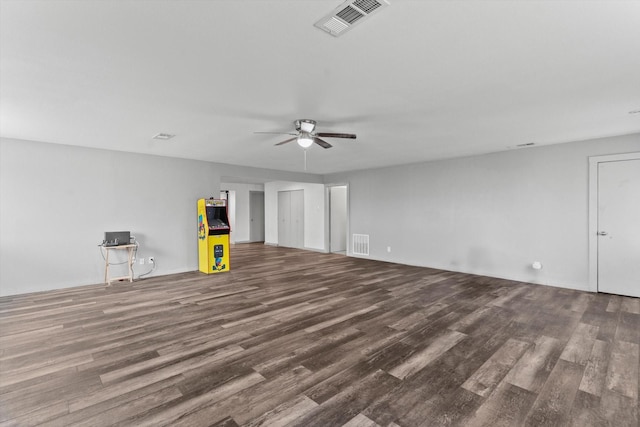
[0,243,638,426]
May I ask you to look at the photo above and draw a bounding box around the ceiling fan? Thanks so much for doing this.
[255,119,356,149]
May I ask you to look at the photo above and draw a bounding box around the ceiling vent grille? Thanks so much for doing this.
[152,133,175,140]
[336,6,364,25]
[353,0,382,14]
[314,0,390,37]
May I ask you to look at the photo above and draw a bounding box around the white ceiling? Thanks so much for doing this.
[1,0,639,174]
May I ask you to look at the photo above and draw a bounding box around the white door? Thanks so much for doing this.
[249,191,265,242]
[597,158,640,297]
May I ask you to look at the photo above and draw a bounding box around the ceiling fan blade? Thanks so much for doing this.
[316,132,356,139]
[313,137,332,149]
[275,137,298,146]
[254,131,297,135]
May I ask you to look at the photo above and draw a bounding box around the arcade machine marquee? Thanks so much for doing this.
[198,198,230,273]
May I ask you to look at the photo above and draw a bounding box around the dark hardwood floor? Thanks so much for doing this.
[1,243,638,426]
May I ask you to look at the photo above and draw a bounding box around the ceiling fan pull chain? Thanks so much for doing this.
[304,150,308,171]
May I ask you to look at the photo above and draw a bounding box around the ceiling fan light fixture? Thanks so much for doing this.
[297,133,314,148]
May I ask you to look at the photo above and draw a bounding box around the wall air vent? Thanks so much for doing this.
[314,0,390,37]
[352,234,370,256]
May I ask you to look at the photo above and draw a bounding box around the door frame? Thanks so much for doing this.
[588,151,640,293]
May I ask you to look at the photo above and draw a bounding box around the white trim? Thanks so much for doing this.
[588,151,640,293]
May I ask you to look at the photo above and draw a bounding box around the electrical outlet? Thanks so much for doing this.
[139,258,145,265]
[387,246,391,253]
[148,257,155,264]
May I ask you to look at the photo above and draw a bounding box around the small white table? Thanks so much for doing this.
[104,244,136,285]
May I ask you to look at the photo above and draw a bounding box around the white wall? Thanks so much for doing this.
[4,133,638,296]
[0,138,219,295]
[0,138,321,296]
[264,181,326,251]
[325,133,640,291]
[221,182,264,243]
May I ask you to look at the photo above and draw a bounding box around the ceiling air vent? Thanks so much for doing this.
[314,0,390,37]
[152,133,175,140]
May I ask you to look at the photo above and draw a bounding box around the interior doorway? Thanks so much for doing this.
[329,185,348,255]
[220,190,235,243]
[589,152,640,297]
[249,191,265,242]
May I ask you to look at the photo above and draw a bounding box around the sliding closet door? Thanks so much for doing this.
[277,190,304,249]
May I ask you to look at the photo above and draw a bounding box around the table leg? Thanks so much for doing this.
[105,248,110,285]
[128,247,134,282]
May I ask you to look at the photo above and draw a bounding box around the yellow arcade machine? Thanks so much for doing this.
[198,198,231,273]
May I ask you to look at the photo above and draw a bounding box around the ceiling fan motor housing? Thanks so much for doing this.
[295,119,316,133]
